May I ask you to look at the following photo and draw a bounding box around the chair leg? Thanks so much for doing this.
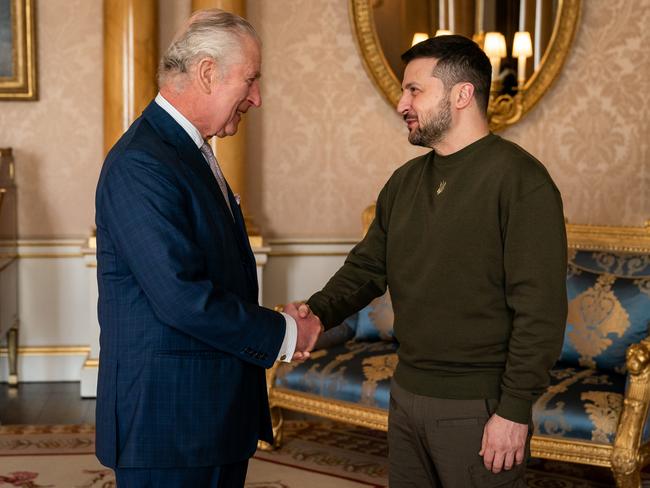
[7,326,18,386]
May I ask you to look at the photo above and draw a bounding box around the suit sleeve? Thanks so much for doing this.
[307,183,390,329]
[499,182,568,423]
[98,150,285,368]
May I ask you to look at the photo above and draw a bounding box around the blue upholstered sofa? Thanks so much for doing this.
[265,211,650,487]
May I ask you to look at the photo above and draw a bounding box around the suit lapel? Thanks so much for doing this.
[227,188,258,296]
[142,102,258,294]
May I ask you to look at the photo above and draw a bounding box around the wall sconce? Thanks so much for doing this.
[435,29,453,37]
[483,32,507,87]
[484,30,533,130]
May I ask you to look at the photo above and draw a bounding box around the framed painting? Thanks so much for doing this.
[0,0,36,100]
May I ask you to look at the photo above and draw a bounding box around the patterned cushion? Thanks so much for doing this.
[275,340,397,409]
[571,250,650,277]
[559,251,650,372]
[344,292,394,342]
[532,366,627,444]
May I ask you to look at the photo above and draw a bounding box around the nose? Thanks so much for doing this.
[248,81,262,108]
[396,92,410,116]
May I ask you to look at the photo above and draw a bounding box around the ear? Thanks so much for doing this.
[453,82,475,110]
[195,57,218,94]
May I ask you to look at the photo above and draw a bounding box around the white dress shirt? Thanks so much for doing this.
[154,93,297,363]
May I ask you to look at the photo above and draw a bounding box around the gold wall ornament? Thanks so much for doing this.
[349,0,582,131]
[0,0,37,100]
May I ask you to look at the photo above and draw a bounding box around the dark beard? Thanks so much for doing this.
[408,95,452,148]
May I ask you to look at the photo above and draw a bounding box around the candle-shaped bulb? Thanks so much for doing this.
[512,31,533,86]
[411,32,430,46]
[484,32,507,81]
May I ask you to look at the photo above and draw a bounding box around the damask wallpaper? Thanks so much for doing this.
[0,0,102,238]
[0,0,646,239]
[247,0,649,238]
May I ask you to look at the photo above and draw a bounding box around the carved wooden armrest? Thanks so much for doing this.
[626,339,650,376]
[611,338,650,482]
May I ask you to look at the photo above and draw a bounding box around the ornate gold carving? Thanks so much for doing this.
[529,436,613,467]
[567,222,650,254]
[270,387,388,431]
[566,274,630,368]
[488,92,525,133]
[626,341,650,375]
[349,0,582,131]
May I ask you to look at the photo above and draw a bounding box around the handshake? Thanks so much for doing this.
[283,302,324,362]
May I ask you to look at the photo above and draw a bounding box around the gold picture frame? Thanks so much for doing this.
[0,0,37,100]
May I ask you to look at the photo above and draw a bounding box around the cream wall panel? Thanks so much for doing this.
[17,243,92,348]
[0,351,87,383]
[263,240,355,307]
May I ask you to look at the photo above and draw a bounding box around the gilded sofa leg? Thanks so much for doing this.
[7,325,18,386]
[611,466,640,488]
[610,340,650,488]
[257,407,284,451]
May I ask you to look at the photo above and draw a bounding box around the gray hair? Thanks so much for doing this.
[158,8,259,87]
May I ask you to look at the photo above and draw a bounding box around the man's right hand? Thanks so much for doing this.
[283,302,323,361]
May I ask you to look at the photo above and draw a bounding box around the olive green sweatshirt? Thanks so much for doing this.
[307,133,567,424]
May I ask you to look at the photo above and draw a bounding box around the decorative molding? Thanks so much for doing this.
[530,436,613,467]
[270,388,388,431]
[0,346,90,356]
[17,253,84,259]
[567,222,650,253]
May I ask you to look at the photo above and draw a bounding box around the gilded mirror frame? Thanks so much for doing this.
[349,0,581,131]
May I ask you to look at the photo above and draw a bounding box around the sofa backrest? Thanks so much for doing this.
[559,223,650,372]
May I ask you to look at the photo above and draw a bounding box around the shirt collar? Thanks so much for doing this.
[154,92,206,150]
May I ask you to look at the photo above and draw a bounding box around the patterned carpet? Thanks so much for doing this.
[0,421,639,487]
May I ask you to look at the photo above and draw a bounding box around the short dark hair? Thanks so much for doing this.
[401,35,491,113]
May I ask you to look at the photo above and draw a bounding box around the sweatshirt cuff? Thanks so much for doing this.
[496,393,532,424]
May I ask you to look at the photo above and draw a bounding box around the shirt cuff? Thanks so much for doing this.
[277,312,297,362]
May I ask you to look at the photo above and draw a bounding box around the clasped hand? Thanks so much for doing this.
[283,302,323,362]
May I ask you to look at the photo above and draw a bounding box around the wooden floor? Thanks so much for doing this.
[0,382,95,425]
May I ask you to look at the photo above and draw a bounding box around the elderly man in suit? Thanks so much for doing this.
[94,9,321,487]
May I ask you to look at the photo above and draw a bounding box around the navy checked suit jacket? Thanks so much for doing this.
[94,101,285,469]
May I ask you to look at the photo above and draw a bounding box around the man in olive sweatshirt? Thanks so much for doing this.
[298,35,567,487]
